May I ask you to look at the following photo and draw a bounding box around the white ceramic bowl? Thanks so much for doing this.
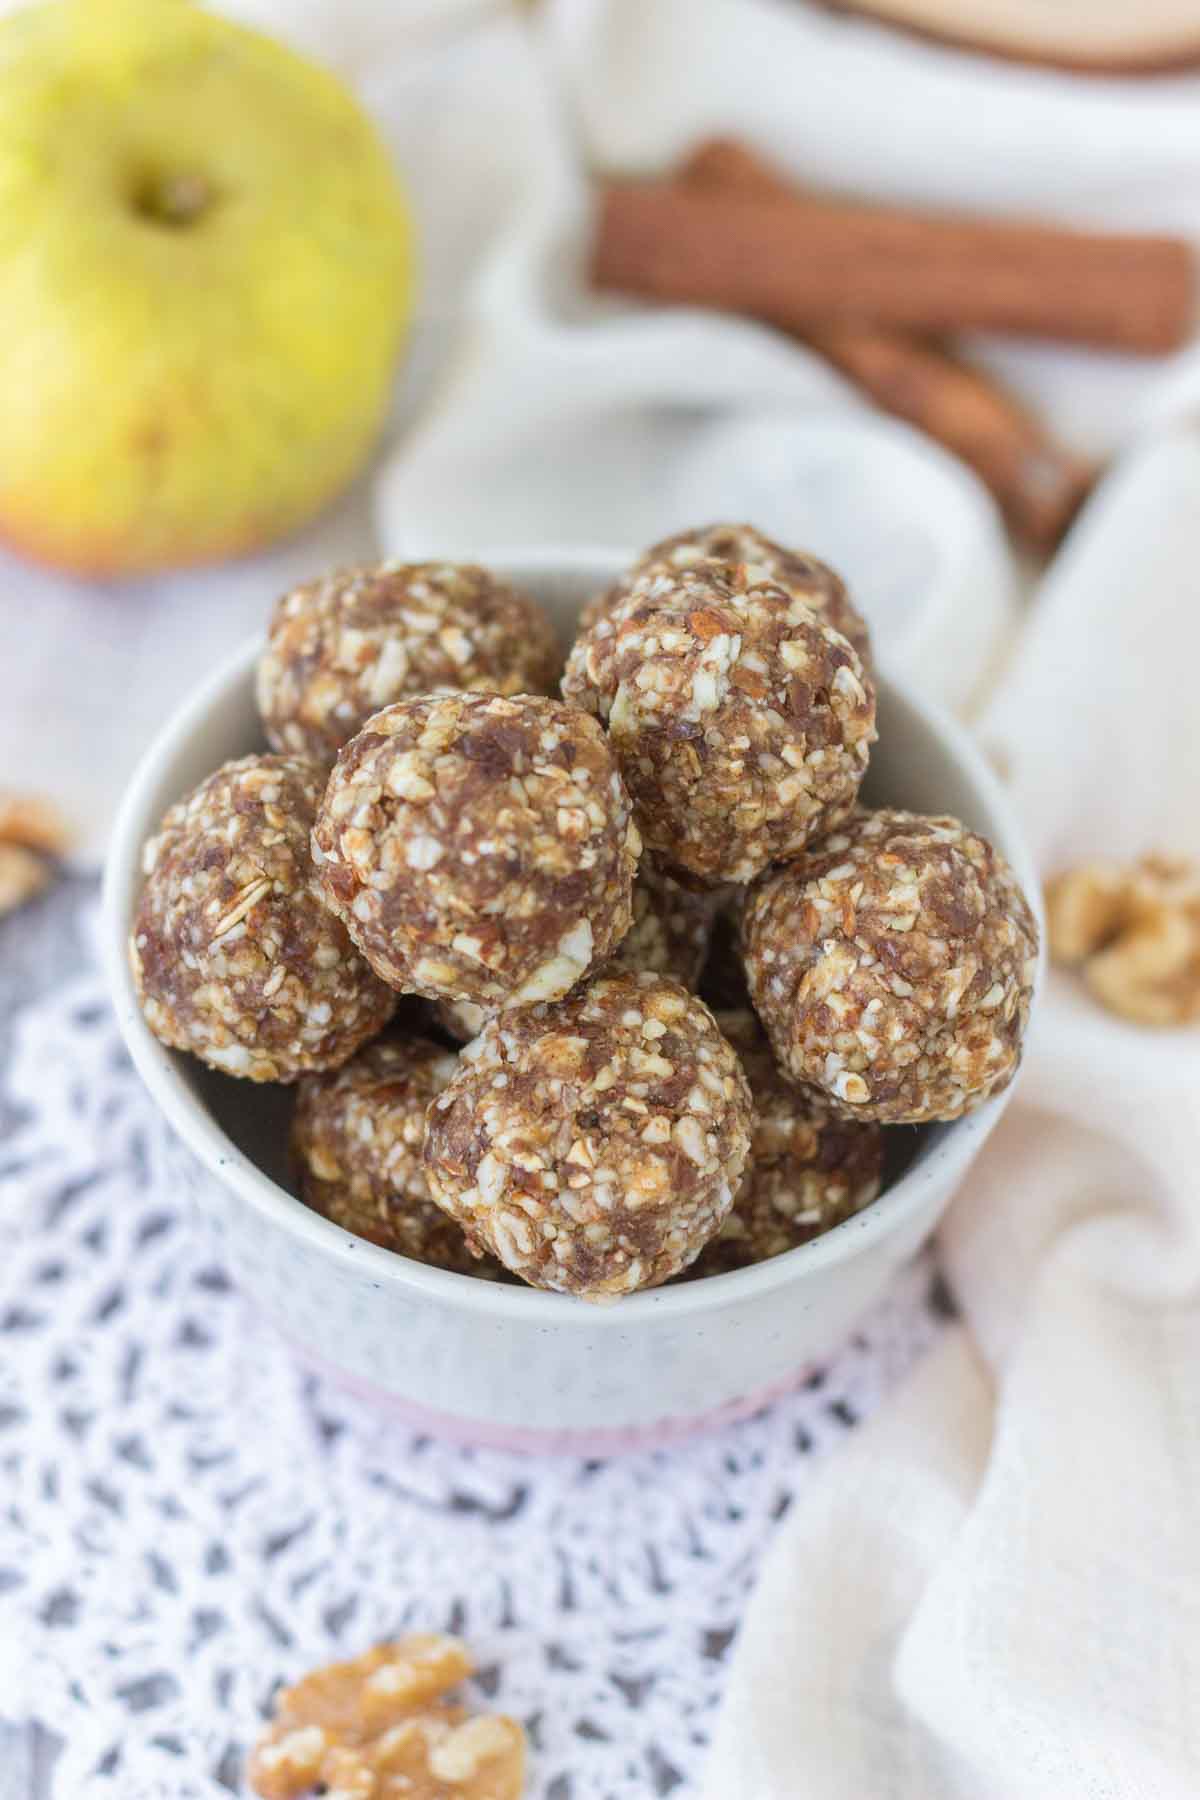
[103,550,1041,1451]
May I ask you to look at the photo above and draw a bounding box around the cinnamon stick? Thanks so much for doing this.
[681,139,1093,551]
[594,170,1193,355]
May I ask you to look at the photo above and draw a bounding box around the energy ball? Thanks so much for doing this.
[688,1011,883,1277]
[431,860,716,1045]
[563,560,875,883]
[256,562,562,762]
[743,809,1039,1123]
[292,1037,497,1275]
[584,523,871,667]
[131,754,394,1082]
[312,693,640,1009]
[423,971,753,1299]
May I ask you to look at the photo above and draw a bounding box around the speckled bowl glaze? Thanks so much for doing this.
[103,550,1042,1450]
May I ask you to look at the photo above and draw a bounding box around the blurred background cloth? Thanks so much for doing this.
[8,0,1200,855]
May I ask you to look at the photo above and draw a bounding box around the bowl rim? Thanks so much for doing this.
[102,544,1043,1328]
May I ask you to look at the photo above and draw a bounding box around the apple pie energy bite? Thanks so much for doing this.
[688,1010,883,1277]
[313,693,640,1008]
[257,562,562,762]
[563,559,875,882]
[292,1037,495,1273]
[131,754,394,1082]
[423,972,753,1298]
[743,809,1039,1124]
[585,523,872,667]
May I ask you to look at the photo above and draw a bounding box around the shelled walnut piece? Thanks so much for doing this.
[0,791,71,916]
[249,1636,525,1800]
[0,842,49,915]
[1045,855,1200,1026]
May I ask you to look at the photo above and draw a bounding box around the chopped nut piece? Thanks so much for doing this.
[744,809,1038,1123]
[313,693,639,1010]
[248,1636,524,1800]
[424,971,752,1298]
[248,1722,328,1799]
[309,1743,375,1800]
[0,791,71,918]
[1044,863,1133,963]
[275,1640,471,1741]
[257,562,561,762]
[131,754,394,1082]
[1046,855,1200,1026]
[687,1011,884,1276]
[427,1715,525,1784]
[564,559,874,882]
[0,791,71,857]
[359,1636,475,1718]
[0,843,50,917]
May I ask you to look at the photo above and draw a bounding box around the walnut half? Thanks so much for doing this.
[248,1635,525,1800]
[0,791,70,918]
[1045,855,1200,1027]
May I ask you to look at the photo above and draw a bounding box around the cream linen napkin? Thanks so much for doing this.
[700,433,1200,1799]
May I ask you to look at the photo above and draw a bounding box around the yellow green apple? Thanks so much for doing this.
[0,0,415,575]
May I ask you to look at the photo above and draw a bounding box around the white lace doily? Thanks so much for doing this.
[0,897,942,1799]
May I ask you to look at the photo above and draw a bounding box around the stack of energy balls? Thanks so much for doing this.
[131,531,1038,1302]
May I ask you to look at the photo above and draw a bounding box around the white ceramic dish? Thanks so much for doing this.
[102,550,1042,1451]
